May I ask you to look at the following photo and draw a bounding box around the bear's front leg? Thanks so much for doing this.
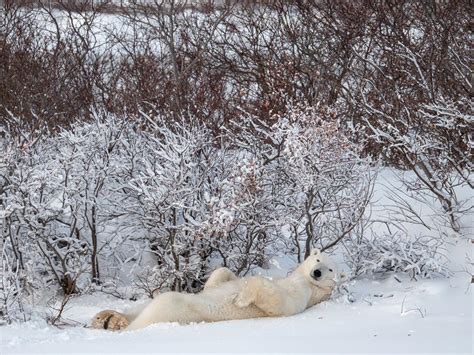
[234,277,287,316]
[235,276,310,317]
[234,277,261,308]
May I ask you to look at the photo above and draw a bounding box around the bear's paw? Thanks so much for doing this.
[91,310,129,331]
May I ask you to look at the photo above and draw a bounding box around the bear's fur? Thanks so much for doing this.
[92,249,341,331]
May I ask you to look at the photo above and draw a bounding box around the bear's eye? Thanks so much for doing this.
[316,259,320,262]
[329,268,333,272]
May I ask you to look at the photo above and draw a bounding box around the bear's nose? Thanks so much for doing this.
[313,269,322,278]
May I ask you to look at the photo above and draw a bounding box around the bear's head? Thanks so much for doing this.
[297,248,344,289]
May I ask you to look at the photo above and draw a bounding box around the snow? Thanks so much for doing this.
[2,242,472,354]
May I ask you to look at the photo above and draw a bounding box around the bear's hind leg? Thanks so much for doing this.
[203,267,237,290]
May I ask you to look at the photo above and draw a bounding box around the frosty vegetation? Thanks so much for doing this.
[0,0,472,324]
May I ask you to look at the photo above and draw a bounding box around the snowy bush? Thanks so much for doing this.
[1,240,32,323]
[0,140,33,322]
[344,230,451,279]
[267,105,375,261]
[126,122,227,292]
[1,114,136,297]
[127,117,278,292]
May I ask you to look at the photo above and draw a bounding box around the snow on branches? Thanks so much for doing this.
[267,105,375,261]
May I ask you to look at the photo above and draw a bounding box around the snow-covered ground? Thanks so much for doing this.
[1,171,472,354]
[1,261,471,354]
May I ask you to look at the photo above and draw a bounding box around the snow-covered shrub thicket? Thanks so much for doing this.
[0,106,375,321]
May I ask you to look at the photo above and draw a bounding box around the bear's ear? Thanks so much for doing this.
[310,248,321,256]
[338,272,348,282]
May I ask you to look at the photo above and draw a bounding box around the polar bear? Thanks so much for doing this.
[92,249,342,331]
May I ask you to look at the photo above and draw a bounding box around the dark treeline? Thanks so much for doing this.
[1,1,471,155]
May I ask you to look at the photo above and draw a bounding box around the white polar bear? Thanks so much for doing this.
[92,249,342,331]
